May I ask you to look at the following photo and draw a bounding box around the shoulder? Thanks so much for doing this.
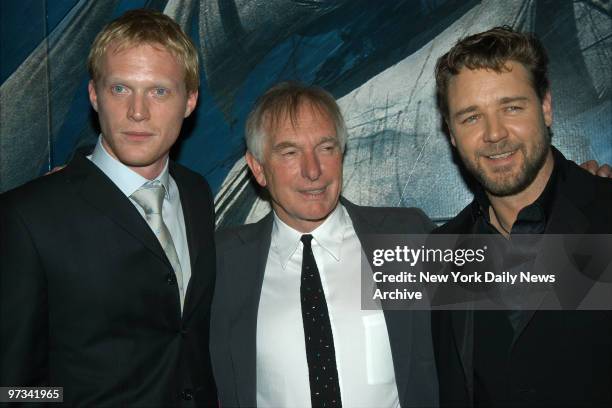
[215,223,252,245]
[552,147,611,202]
[0,162,82,215]
[170,162,215,217]
[170,162,212,192]
[367,205,432,226]
[342,198,435,234]
[434,203,475,234]
[215,213,273,250]
[557,158,612,228]
[561,157,612,196]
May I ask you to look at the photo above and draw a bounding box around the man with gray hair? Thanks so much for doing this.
[210,81,438,407]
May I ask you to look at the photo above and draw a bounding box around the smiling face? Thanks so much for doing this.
[88,43,198,179]
[246,102,343,233]
[446,61,554,197]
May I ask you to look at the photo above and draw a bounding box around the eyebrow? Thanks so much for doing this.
[499,96,529,104]
[317,136,340,146]
[272,141,299,151]
[105,77,177,88]
[453,96,530,119]
[453,105,478,119]
[271,136,339,152]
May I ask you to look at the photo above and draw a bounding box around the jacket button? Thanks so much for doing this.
[181,389,193,400]
[166,274,176,285]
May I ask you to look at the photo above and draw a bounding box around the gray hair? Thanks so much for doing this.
[245,81,348,162]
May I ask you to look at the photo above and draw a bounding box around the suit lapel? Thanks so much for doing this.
[173,169,201,276]
[342,199,419,403]
[71,154,170,267]
[442,232,476,402]
[227,214,273,407]
[511,193,591,345]
[451,309,474,400]
[172,166,210,322]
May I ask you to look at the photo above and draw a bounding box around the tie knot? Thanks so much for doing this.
[301,234,313,248]
[131,183,165,215]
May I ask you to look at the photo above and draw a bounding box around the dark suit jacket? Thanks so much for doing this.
[0,153,217,407]
[432,149,612,407]
[210,197,439,407]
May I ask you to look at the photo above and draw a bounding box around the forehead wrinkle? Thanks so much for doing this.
[263,98,333,137]
[450,67,534,108]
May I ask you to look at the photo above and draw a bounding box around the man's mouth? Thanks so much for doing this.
[124,131,154,137]
[486,150,517,160]
[122,131,155,141]
[300,187,326,198]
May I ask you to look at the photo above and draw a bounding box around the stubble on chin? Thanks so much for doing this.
[470,139,550,197]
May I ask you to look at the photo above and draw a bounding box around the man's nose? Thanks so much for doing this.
[127,93,150,122]
[301,151,322,181]
[483,113,508,143]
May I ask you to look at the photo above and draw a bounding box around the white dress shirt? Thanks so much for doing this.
[256,204,399,408]
[88,137,191,307]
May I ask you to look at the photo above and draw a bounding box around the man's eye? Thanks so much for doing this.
[111,85,127,94]
[462,114,479,124]
[153,88,169,97]
[505,105,522,113]
[282,150,297,157]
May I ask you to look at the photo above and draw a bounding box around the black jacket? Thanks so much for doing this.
[433,148,612,407]
[0,153,217,406]
[210,198,439,407]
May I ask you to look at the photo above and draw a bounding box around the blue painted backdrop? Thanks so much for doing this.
[1,0,610,227]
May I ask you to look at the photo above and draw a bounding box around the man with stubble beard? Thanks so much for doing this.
[432,26,612,407]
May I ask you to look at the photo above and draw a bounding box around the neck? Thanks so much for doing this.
[272,204,338,234]
[487,150,554,237]
[130,160,167,180]
[100,137,167,180]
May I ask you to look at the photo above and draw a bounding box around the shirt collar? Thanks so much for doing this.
[89,135,170,198]
[272,203,347,269]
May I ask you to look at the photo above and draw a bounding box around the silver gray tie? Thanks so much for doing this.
[131,182,184,311]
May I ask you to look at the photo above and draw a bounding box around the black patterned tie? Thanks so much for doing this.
[300,234,342,408]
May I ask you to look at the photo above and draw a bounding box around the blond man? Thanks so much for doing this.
[0,9,217,406]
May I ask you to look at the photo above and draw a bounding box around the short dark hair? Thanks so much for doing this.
[435,26,549,119]
[245,81,348,162]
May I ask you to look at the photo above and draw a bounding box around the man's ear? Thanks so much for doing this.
[245,151,267,187]
[184,90,198,117]
[542,90,553,127]
[88,80,99,112]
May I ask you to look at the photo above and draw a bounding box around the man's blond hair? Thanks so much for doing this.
[88,8,199,93]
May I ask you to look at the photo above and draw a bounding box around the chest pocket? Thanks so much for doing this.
[362,312,395,384]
